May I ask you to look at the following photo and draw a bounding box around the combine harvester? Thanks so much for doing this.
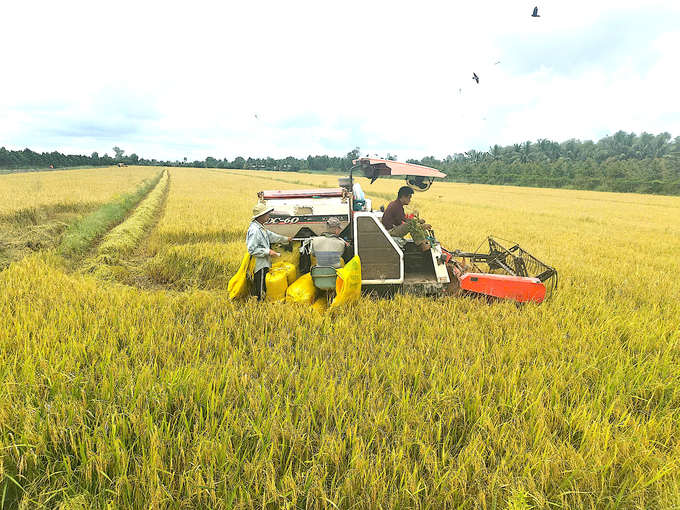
[258,158,557,304]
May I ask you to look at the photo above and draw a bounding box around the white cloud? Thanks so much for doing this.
[1,0,679,161]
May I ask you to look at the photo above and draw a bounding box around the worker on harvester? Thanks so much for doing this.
[310,217,348,269]
[247,203,293,300]
[381,186,432,251]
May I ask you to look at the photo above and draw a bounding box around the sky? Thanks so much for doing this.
[1,0,679,162]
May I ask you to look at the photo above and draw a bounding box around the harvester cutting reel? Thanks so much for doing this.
[443,236,558,303]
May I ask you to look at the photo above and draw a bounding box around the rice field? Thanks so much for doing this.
[0,166,159,218]
[0,166,161,269]
[1,166,680,509]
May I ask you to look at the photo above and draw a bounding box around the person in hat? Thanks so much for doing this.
[247,203,293,300]
[310,217,348,269]
[381,186,432,251]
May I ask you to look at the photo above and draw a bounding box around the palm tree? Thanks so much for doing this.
[631,132,672,159]
[536,138,560,160]
[611,130,637,159]
[488,144,504,162]
[673,136,680,155]
[465,149,487,163]
[582,140,597,160]
[652,132,672,158]
[633,132,655,159]
[508,143,521,163]
[562,139,584,161]
[510,141,536,164]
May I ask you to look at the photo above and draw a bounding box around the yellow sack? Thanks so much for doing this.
[331,256,362,308]
[228,252,251,300]
[247,256,256,278]
[272,261,297,286]
[312,295,328,313]
[273,242,300,267]
[265,268,288,302]
[286,273,317,305]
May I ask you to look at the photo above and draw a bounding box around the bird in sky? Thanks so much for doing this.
[254,113,259,120]
[494,61,501,65]
[472,73,479,84]
[532,6,540,17]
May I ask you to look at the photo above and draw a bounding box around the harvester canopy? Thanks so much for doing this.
[352,157,446,190]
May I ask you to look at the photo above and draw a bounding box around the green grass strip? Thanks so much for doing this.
[97,170,169,258]
[58,170,165,258]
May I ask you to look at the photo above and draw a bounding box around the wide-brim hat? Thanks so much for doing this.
[251,203,275,220]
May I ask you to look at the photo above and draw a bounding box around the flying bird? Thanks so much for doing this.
[472,72,479,84]
[254,113,260,120]
[532,6,540,17]
[494,61,501,65]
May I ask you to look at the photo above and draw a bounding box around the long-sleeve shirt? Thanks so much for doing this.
[246,220,288,274]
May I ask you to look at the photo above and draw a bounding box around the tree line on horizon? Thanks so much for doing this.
[2,131,679,195]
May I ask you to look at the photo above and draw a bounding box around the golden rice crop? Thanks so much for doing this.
[148,168,277,249]
[1,166,680,509]
[145,242,244,290]
[96,170,170,260]
[0,166,163,270]
[137,168,308,287]
[0,166,159,218]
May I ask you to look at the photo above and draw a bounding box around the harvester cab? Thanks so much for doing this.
[257,158,558,303]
